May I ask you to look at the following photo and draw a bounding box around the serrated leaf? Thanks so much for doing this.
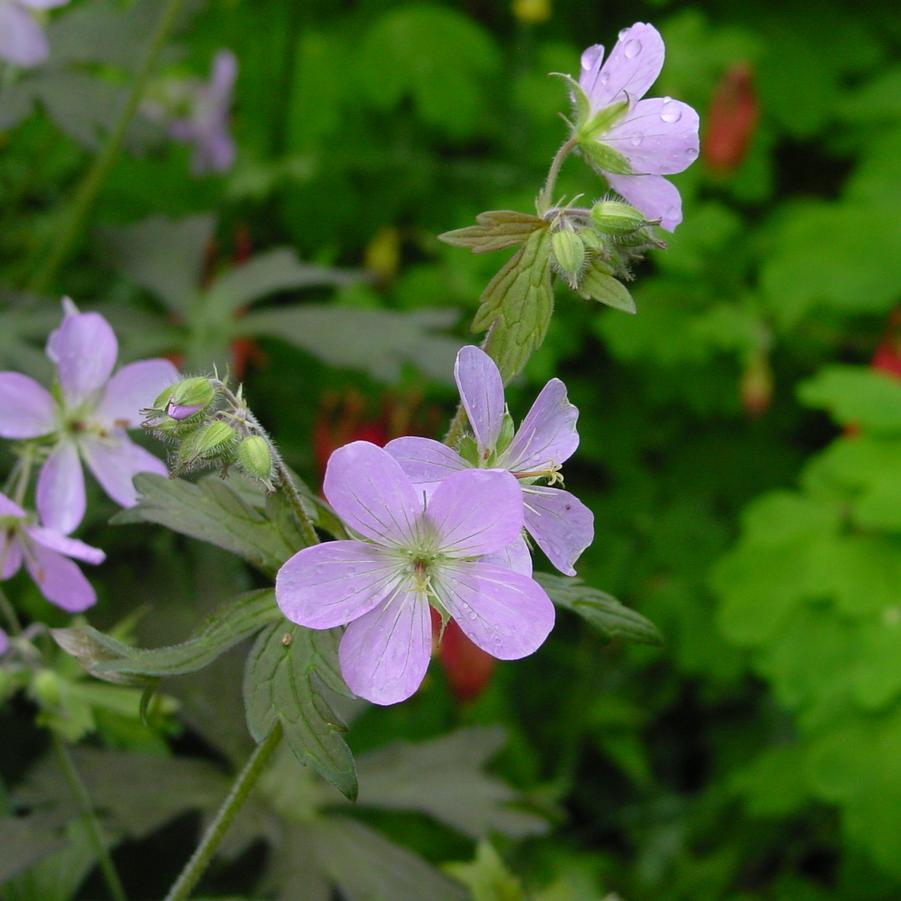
[798,365,901,433]
[472,227,554,381]
[243,622,357,800]
[579,260,637,313]
[439,210,546,254]
[0,815,69,882]
[535,573,663,645]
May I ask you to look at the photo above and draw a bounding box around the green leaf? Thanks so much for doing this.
[54,589,279,682]
[444,842,524,901]
[112,474,308,575]
[798,366,901,433]
[472,227,554,381]
[0,815,68,883]
[243,622,357,800]
[535,574,663,645]
[440,210,548,254]
[579,260,637,313]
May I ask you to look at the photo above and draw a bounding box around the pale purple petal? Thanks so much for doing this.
[434,561,555,659]
[481,534,532,576]
[454,346,505,456]
[582,23,665,110]
[18,0,70,9]
[605,172,683,232]
[0,492,26,519]
[53,312,118,407]
[44,296,79,364]
[81,434,167,509]
[499,378,579,473]
[24,526,105,565]
[338,589,432,705]
[384,436,468,497]
[0,629,8,656]
[578,43,605,96]
[210,49,237,99]
[95,359,179,428]
[167,402,203,421]
[36,441,85,536]
[0,373,57,439]
[427,469,523,558]
[0,3,48,68]
[1,534,23,580]
[522,486,594,576]
[323,441,422,547]
[603,97,699,175]
[22,541,96,612]
[276,541,401,629]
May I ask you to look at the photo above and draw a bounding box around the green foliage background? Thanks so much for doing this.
[1,0,900,898]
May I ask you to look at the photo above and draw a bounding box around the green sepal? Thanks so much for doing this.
[577,98,629,141]
[549,72,591,130]
[495,411,516,456]
[458,434,481,466]
[578,259,637,314]
[577,139,633,175]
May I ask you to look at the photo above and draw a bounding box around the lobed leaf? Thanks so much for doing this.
[439,210,547,254]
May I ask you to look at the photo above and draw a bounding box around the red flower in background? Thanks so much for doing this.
[704,63,759,174]
[871,309,901,380]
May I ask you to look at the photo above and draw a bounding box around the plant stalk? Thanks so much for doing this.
[538,135,578,214]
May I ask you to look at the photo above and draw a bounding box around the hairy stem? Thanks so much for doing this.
[26,0,185,295]
[164,723,283,901]
[52,733,128,901]
[538,135,578,214]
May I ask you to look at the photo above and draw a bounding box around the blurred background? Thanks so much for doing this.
[1,0,900,899]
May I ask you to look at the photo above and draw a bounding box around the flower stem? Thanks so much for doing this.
[164,722,283,901]
[26,0,185,296]
[538,135,578,214]
[51,732,128,901]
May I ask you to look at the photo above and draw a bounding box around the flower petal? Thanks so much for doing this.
[338,589,432,705]
[0,629,8,656]
[211,49,238,98]
[522,486,594,576]
[0,492,26,519]
[95,359,179,428]
[0,4,48,68]
[36,441,85,535]
[53,311,118,407]
[323,441,422,547]
[384,436,468,496]
[1,534,23,580]
[24,526,105,565]
[604,97,699,175]
[0,373,57,439]
[482,535,532,576]
[499,378,579,472]
[276,541,400,629]
[18,0,71,10]
[81,434,167,509]
[605,172,683,232]
[454,346,505,456]
[434,561,555,659]
[23,541,96,612]
[582,22,665,110]
[578,43,605,96]
[427,469,523,558]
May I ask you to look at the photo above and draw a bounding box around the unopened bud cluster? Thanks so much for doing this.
[143,376,275,489]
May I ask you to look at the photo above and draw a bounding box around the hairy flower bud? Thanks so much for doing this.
[177,420,236,468]
[551,228,586,287]
[237,435,274,484]
[590,200,650,234]
[165,377,216,420]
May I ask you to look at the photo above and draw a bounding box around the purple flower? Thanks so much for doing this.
[275,441,555,705]
[387,346,594,577]
[168,50,238,175]
[0,492,104,612]
[0,627,8,656]
[0,300,179,535]
[0,0,68,68]
[577,22,699,231]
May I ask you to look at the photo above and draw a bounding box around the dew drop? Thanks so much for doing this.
[686,146,699,159]
[624,39,641,59]
[660,100,682,124]
[599,72,610,88]
[581,45,603,71]
[468,611,477,621]
[630,135,643,148]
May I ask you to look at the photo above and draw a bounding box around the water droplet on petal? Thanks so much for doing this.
[581,44,604,72]
[630,135,643,147]
[599,72,610,88]
[618,28,629,39]
[660,100,682,124]
[686,146,699,159]
[624,39,641,59]
[468,610,477,621]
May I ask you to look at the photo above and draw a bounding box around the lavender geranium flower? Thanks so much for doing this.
[0,300,178,535]
[387,346,594,577]
[576,22,699,231]
[0,493,104,612]
[0,627,8,656]
[0,0,68,68]
[276,441,555,705]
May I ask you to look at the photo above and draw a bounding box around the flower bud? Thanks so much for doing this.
[178,420,236,467]
[32,669,62,707]
[237,435,274,483]
[551,228,586,286]
[165,377,216,420]
[590,200,649,234]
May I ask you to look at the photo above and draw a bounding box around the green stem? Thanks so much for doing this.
[538,135,578,214]
[26,0,185,295]
[51,732,128,901]
[164,723,283,901]
[274,462,320,547]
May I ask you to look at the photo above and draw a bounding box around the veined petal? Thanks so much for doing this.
[0,492,26,519]
[0,3,48,68]
[53,312,118,407]
[36,442,85,536]
[499,378,579,473]
[582,22,665,110]
[24,526,105,565]
[82,433,167,509]
[604,97,699,175]
[0,373,56,439]
[433,561,554,660]
[323,441,422,547]
[384,436,468,496]
[96,359,179,428]
[1,534,23,580]
[482,534,532,576]
[338,588,432,705]
[605,172,683,232]
[427,469,522,558]
[454,346,505,456]
[522,486,594,576]
[578,43,605,97]
[23,541,96,612]
[276,541,400,630]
